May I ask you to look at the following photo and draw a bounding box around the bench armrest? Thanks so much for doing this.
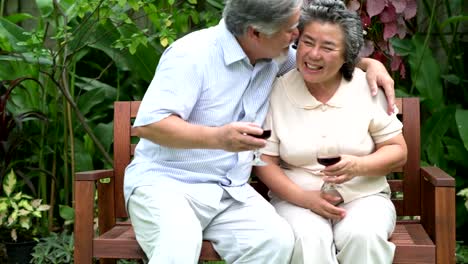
[74,169,114,263]
[420,166,456,264]
[421,166,455,187]
[76,169,114,181]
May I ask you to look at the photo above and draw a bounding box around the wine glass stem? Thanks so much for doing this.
[254,149,261,162]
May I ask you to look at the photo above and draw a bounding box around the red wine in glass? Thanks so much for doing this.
[316,136,343,202]
[250,130,271,139]
[319,155,343,204]
[317,156,341,166]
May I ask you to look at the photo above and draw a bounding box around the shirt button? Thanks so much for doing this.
[321,105,327,112]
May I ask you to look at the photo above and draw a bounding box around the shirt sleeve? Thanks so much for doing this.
[277,46,296,77]
[261,79,281,156]
[369,90,403,143]
[134,44,203,127]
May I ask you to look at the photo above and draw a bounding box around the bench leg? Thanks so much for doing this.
[421,168,456,264]
[74,181,95,264]
[434,187,456,264]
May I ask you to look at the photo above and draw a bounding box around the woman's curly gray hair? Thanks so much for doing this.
[299,0,363,80]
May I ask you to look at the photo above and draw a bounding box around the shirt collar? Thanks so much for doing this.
[218,19,249,65]
[284,69,348,109]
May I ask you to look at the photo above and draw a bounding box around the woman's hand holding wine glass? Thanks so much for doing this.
[317,135,343,205]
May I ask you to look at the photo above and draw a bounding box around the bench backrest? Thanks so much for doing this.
[111,98,420,219]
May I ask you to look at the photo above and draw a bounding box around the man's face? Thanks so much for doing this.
[296,21,345,85]
[257,9,300,60]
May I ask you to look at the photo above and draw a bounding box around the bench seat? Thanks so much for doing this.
[91,221,435,263]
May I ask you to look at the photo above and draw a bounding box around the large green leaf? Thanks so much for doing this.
[76,89,107,116]
[116,23,162,81]
[456,109,468,152]
[94,122,113,154]
[421,106,454,165]
[4,13,35,24]
[86,21,160,82]
[73,139,94,172]
[0,58,41,81]
[3,170,17,197]
[440,15,468,29]
[390,38,413,56]
[392,36,444,110]
[206,0,224,9]
[0,17,29,52]
[0,54,52,67]
[444,137,468,165]
[57,0,79,21]
[426,137,447,167]
[58,204,75,222]
[8,79,44,114]
[74,76,118,98]
[407,36,444,109]
[35,0,54,17]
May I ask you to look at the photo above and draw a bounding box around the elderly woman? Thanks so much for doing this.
[254,1,408,263]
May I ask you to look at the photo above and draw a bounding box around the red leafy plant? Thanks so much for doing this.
[346,0,417,78]
[0,78,47,196]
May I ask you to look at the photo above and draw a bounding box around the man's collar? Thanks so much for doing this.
[218,19,249,65]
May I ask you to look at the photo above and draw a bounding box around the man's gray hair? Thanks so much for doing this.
[299,0,363,80]
[223,0,303,37]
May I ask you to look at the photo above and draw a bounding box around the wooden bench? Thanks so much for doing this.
[74,97,456,264]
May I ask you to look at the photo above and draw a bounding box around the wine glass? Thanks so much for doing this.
[250,126,271,166]
[317,135,342,202]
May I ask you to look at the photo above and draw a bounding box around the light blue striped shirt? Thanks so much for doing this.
[124,19,296,208]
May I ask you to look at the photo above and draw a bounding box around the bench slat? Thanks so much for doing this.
[93,222,433,261]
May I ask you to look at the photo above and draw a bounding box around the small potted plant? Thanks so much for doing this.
[0,170,50,263]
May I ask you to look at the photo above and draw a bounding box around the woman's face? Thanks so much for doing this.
[296,21,345,86]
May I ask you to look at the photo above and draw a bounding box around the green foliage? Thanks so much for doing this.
[459,188,468,213]
[0,78,48,195]
[117,260,143,264]
[457,241,468,264]
[0,170,50,242]
[456,110,468,152]
[58,204,75,226]
[391,0,468,242]
[0,0,223,234]
[30,231,74,264]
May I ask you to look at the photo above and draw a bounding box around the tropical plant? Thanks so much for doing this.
[345,0,468,249]
[459,188,468,211]
[30,231,74,264]
[0,77,48,196]
[346,0,418,78]
[390,0,468,240]
[459,187,468,263]
[0,0,223,234]
[3,0,464,260]
[0,170,50,243]
[457,240,468,264]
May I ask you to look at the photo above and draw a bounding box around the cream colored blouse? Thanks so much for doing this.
[261,68,402,203]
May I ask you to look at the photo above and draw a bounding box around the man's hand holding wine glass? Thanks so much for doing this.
[216,122,267,152]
